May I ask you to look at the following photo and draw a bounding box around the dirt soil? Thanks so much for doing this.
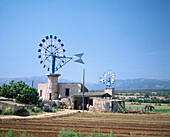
[0,111,170,137]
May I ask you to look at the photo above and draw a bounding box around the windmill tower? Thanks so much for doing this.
[99,70,116,99]
[38,35,84,100]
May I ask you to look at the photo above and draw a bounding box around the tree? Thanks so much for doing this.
[144,93,150,98]
[16,85,39,104]
[0,80,39,104]
[0,83,11,98]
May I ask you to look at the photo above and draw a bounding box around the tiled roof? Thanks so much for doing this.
[71,92,112,97]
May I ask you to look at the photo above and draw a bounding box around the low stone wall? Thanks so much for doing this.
[0,101,24,112]
[42,100,56,106]
[61,97,72,108]
[42,99,64,108]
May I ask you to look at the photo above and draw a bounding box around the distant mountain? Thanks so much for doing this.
[0,76,170,90]
[0,76,72,89]
[87,78,170,90]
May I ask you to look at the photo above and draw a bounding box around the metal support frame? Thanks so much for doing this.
[52,56,82,73]
[52,55,55,73]
[82,69,85,112]
[56,57,72,70]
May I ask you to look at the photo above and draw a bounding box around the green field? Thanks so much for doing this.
[125,102,170,115]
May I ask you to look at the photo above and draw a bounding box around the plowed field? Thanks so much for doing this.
[0,112,170,137]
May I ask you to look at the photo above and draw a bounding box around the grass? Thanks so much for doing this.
[125,102,170,115]
[152,109,170,115]
[58,128,116,137]
[0,107,44,116]
[26,108,44,115]
[57,116,169,125]
[1,129,35,137]
[1,129,116,137]
[0,105,15,116]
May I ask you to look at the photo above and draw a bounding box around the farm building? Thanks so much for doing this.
[61,93,125,112]
[70,92,112,109]
[38,74,88,100]
[38,73,125,112]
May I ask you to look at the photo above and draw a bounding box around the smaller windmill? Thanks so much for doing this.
[99,70,116,99]
[99,70,116,87]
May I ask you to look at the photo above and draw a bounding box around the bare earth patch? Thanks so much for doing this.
[0,111,170,137]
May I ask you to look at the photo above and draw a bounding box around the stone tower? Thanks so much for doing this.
[46,73,60,100]
[104,87,115,99]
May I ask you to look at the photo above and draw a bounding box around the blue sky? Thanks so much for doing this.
[0,0,170,83]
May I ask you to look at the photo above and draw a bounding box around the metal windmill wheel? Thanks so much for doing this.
[38,35,84,73]
[99,70,116,87]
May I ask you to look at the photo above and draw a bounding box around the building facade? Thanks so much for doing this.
[38,74,88,100]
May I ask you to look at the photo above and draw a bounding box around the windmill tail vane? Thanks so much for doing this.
[72,53,84,64]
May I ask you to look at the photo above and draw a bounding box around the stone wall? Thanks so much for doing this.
[105,88,115,99]
[38,82,48,99]
[58,83,82,98]
[0,101,24,112]
[38,82,82,100]
[89,98,110,112]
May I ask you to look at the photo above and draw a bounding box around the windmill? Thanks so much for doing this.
[38,35,84,73]
[37,35,84,100]
[99,70,116,99]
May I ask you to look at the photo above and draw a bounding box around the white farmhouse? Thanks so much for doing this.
[38,74,88,100]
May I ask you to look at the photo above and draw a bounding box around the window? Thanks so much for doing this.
[49,93,52,100]
[65,88,70,96]
[40,90,42,96]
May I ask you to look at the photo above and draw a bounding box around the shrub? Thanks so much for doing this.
[1,129,17,137]
[14,109,30,116]
[58,129,74,137]
[109,130,116,137]
[0,105,2,115]
[33,107,42,113]
[26,109,37,115]
[42,107,56,112]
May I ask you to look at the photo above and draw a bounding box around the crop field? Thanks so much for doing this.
[0,112,170,137]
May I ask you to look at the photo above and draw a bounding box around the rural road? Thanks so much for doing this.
[0,109,83,120]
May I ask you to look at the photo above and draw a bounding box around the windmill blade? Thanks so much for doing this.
[111,72,116,77]
[99,77,103,80]
[106,82,111,86]
[72,53,84,64]
[111,79,114,83]
[103,73,107,77]
[99,81,102,84]
[100,79,105,82]
[108,70,111,75]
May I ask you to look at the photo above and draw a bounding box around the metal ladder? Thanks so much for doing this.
[118,102,126,113]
